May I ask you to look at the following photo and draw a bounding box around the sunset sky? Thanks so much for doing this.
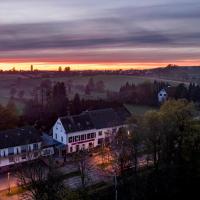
[0,0,200,70]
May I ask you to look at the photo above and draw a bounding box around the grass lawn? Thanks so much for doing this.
[124,104,157,115]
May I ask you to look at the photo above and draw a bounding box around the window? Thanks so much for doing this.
[70,147,73,153]
[69,137,72,143]
[81,135,85,141]
[21,154,26,160]
[55,134,57,139]
[33,143,39,150]
[21,145,28,153]
[42,149,51,156]
[8,147,14,155]
[98,138,104,145]
[98,131,102,136]
[91,133,95,138]
[9,156,14,163]
[61,136,63,142]
[75,135,80,142]
[87,133,91,139]
[89,142,93,148]
[16,148,19,154]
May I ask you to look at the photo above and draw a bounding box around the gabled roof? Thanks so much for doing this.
[60,113,94,133]
[86,108,121,129]
[59,107,131,133]
[158,89,167,94]
[0,126,41,149]
[114,106,131,122]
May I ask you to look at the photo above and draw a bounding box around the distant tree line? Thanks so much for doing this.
[22,80,120,131]
[107,81,168,106]
[107,80,200,107]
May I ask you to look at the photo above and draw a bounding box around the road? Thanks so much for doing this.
[0,154,152,199]
[0,172,17,192]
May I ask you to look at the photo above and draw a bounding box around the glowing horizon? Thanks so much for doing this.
[1,61,200,71]
[0,0,200,71]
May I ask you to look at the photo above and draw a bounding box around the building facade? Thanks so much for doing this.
[53,108,130,153]
[0,126,54,169]
[158,89,168,103]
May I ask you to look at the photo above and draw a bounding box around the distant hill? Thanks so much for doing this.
[144,65,200,84]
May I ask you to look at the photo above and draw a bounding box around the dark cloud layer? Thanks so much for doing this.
[0,0,200,66]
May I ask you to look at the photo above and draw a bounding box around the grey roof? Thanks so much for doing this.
[60,107,131,133]
[0,126,41,149]
[86,108,122,129]
[114,106,131,123]
[42,133,59,147]
[60,113,94,133]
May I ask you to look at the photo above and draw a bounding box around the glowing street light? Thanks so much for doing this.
[7,172,11,193]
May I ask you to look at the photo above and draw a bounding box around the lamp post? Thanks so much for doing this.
[114,171,118,200]
[7,172,11,193]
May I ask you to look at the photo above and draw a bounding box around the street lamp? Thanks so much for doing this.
[7,172,11,193]
[114,171,118,200]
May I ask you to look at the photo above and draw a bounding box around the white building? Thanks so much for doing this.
[53,108,130,153]
[0,126,54,169]
[158,89,168,103]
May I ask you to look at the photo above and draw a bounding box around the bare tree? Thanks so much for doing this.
[111,127,133,176]
[74,150,91,189]
[15,159,68,200]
